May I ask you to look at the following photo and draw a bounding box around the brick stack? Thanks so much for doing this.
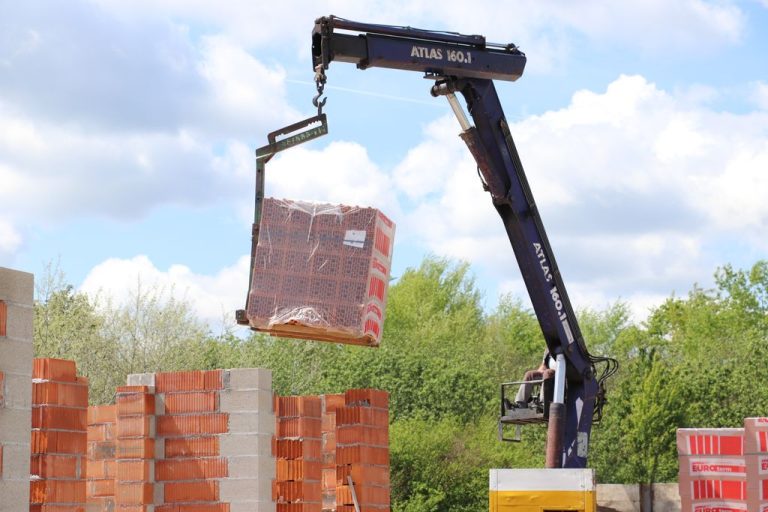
[745,418,768,512]
[86,405,117,510]
[0,267,34,510]
[677,428,747,511]
[125,367,276,512]
[244,198,396,347]
[335,389,390,512]
[114,385,155,510]
[321,395,344,512]
[30,358,89,511]
[273,395,323,511]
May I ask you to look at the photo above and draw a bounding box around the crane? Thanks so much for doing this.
[239,15,617,496]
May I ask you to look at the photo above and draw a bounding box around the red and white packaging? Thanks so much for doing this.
[745,418,768,512]
[677,429,745,457]
[245,198,395,347]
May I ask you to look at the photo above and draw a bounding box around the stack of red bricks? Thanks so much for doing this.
[335,390,390,512]
[321,395,344,512]
[274,390,391,512]
[153,370,228,510]
[273,395,323,511]
[114,385,156,510]
[30,358,88,511]
[86,405,117,511]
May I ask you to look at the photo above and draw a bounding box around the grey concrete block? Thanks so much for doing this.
[127,372,156,387]
[0,479,31,510]
[0,408,33,443]
[3,303,33,341]
[220,478,272,503]
[0,268,33,305]
[3,372,33,409]
[597,484,641,512]
[229,502,276,512]
[224,368,272,391]
[1,443,31,479]
[227,455,275,480]
[228,412,276,435]
[154,436,165,459]
[154,481,164,505]
[221,433,272,457]
[0,337,33,376]
[220,389,274,413]
[155,392,166,416]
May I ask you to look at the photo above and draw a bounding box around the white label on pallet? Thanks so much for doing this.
[344,230,366,248]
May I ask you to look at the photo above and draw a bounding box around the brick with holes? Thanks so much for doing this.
[243,198,395,347]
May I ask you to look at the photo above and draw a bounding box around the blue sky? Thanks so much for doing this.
[1,1,767,331]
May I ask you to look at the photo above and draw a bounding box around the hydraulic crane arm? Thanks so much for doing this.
[308,16,610,468]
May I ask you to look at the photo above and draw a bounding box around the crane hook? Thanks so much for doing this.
[313,64,327,115]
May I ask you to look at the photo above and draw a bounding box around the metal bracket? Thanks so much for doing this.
[347,476,361,512]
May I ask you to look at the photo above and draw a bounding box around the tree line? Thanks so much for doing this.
[33,258,768,512]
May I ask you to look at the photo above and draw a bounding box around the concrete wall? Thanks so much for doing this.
[0,267,34,511]
[597,483,680,512]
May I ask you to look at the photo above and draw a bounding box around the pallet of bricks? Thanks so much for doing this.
[30,358,89,511]
[677,418,768,512]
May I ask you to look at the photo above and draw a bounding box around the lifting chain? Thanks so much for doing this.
[312,64,327,115]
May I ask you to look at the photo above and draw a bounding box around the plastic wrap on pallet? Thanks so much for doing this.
[246,198,395,347]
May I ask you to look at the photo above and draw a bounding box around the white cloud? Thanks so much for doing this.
[753,81,768,110]
[0,217,22,255]
[392,74,768,313]
[80,255,251,331]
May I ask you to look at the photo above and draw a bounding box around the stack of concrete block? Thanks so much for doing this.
[335,389,390,512]
[245,198,396,347]
[0,267,34,510]
[745,417,768,511]
[122,367,276,512]
[29,358,88,510]
[86,405,117,511]
[677,428,747,511]
[321,395,344,512]
[273,395,323,511]
[114,385,155,510]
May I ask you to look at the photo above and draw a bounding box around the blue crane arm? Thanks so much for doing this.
[311,15,601,468]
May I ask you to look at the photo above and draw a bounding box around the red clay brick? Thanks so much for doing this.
[335,407,387,428]
[33,382,89,408]
[272,438,322,460]
[336,446,389,466]
[116,460,153,482]
[155,371,205,393]
[164,481,219,503]
[336,425,388,447]
[33,358,78,382]
[277,504,322,512]
[30,454,79,479]
[87,460,116,480]
[337,464,389,487]
[116,393,155,417]
[277,417,322,438]
[272,480,322,503]
[156,504,230,512]
[164,392,218,414]
[116,438,154,459]
[344,389,388,409]
[115,482,153,505]
[117,416,152,439]
[30,479,86,504]
[0,300,6,336]
[336,484,389,506]
[32,431,88,455]
[203,370,223,390]
[88,405,117,425]
[88,478,116,497]
[164,436,220,458]
[31,406,87,431]
[156,414,228,436]
[155,458,228,481]
[88,441,117,460]
[276,459,322,481]
[275,396,322,418]
[116,385,152,394]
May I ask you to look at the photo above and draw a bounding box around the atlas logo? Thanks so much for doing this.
[410,46,443,60]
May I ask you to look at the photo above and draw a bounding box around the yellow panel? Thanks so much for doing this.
[489,490,596,512]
